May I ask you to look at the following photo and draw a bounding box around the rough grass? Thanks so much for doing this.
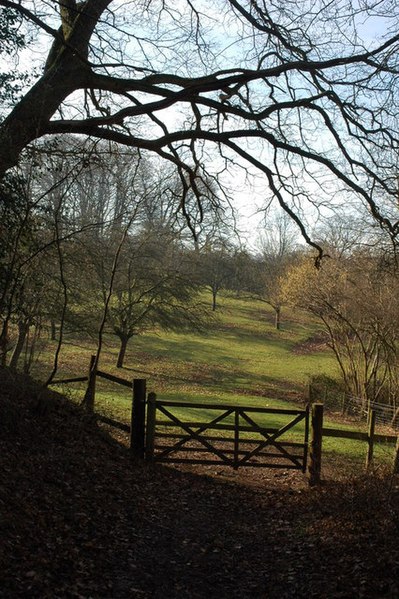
[32,292,396,465]
[41,293,336,399]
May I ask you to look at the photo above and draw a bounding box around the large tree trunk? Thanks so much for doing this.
[0,60,83,176]
[0,0,111,177]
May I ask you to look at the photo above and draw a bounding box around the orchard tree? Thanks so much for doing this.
[283,254,399,410]
[197,239,235,311]
[252,211,299,329]
[109,232,208,368]
[230,212,298,328]
[2,2,399,251]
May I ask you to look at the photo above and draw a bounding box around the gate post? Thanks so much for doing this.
[308,403,323,486]
[393,434,399,474]
[233,409,239,470]
[366,409,376,469]
[131,379,146,459]
[146,392,157,460]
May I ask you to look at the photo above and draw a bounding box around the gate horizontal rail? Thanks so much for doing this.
[146,399,309,471]
[151,400,306,414]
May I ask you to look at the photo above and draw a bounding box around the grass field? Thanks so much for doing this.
[41,292,337,409]
[37,291,396,465]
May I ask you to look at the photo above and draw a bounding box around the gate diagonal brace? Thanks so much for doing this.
[238,410,305,468]
[156,406,234,465]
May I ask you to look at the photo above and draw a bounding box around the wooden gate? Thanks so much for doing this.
[146,398,309,471]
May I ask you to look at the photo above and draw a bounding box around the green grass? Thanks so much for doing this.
[37,291,394,465]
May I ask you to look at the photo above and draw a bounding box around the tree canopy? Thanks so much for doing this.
[2,1,399,254]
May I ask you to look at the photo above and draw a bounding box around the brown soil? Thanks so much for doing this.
[1,368,399,599]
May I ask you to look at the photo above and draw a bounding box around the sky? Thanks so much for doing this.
[1,1,397,249]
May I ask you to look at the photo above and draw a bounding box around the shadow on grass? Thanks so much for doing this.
[122,358,304,402]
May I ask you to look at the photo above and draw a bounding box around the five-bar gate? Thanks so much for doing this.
[146,398,309,471]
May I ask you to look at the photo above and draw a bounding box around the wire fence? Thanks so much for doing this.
[345,394,398,429]
[308,380,399,429]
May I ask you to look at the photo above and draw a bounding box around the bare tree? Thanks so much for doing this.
[230,211,299,328]
[196,238,236,311]
[2,2,399,251]
[313,212,376,259]
[253,211,299,329]
[0,171,47,367]
[283,253,399,410]
[109,232,208,368]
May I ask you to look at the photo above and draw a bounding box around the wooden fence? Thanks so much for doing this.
[51,356,146,457]
[309,403,399,484]
[51,357,399,484]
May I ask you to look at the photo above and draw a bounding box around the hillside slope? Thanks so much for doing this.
[37,295,338,424]
[1,368,399,598]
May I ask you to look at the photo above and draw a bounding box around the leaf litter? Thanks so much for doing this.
[1,368,399,598]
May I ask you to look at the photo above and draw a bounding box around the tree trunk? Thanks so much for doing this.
[82,354,97,413]
[9,321,29,369]
[274,306,281,330]
[50,319,57,341]
[212,290,217,311]
[0,319,9,367]
[0,61,83,177]
[0,1,112,178]
[116,335,130,368]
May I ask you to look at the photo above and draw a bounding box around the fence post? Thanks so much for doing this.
[366,409,376,470]
[308,403,324,486]
[393,434,399,474]
[82,354,96,413]
[146,392,157,460]
[308,381,313,403]
[233,409,240,470]
[131,379,146,459]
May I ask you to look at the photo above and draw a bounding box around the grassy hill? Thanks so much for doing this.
[31,291,396,466]
[39,293,334,441]
[40,293,336,412]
